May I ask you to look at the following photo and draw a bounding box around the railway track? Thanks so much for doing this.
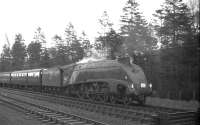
[0,94,108,125]
[0,87,158,124]
[0,87,198,125]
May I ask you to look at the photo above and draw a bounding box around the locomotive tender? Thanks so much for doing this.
[0,59,152,104]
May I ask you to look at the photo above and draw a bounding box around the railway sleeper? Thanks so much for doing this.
[69,121,85,125]
[59,119,78,124]
[52,116,71,123]
[41,119,52,123]
[42,112,58,118]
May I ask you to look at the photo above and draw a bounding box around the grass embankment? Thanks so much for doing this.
[146,97,199,111]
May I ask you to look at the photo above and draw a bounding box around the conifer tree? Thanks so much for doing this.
[64,23,84,63]
[154,0,195,48]
[11,33,26,70]
[40,48,50,68]
[34,27,46,49]
[79,31,92,56]
[95,11,117,58]
[120,0,157,57]
[0,44,12,71]
[120,0,140,36]
[33,27,50,67]
[53,35,70,65]
[27,41,42,68]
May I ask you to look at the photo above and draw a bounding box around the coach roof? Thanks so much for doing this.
[11,68,43,73]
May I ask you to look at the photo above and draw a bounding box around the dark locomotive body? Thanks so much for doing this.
[0,60,152,104]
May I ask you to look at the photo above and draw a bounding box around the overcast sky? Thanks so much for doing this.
[0,0,165,52]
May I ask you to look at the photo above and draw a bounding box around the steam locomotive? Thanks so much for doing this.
[0,58,152,104]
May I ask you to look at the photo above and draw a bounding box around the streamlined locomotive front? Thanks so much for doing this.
[121,62,152,103]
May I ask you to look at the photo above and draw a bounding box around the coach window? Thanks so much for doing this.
[35,72,39,77]
[28,73,32,77]
[31,72,35,77]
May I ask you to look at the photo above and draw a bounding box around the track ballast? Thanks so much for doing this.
[0,87,198,125]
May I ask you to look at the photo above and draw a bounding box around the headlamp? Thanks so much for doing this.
[131,84,134,89]
[149,83,152,88]
[140,83,146,88]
